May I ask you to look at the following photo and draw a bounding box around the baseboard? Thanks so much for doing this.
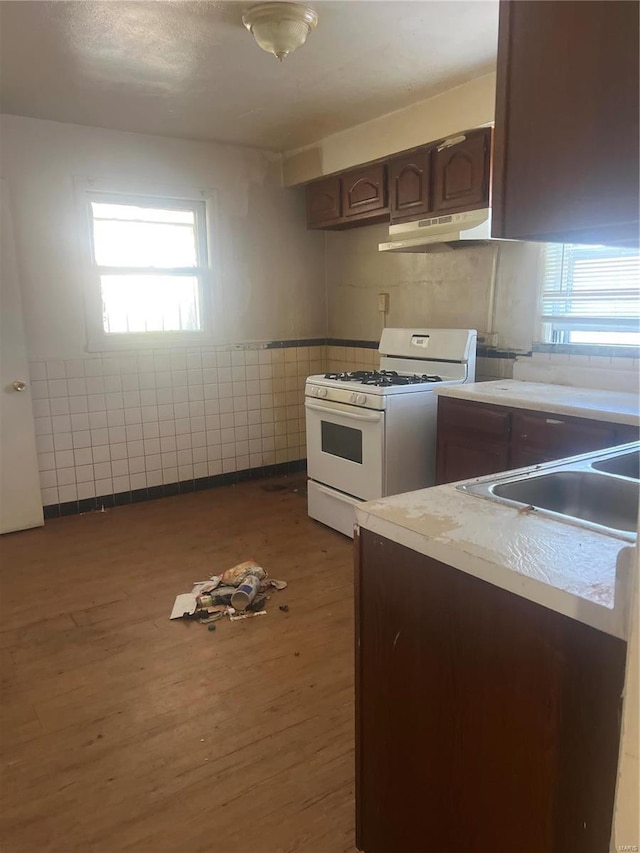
[42,459,307,520]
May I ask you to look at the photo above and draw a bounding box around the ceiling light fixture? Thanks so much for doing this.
[242,2,319,62]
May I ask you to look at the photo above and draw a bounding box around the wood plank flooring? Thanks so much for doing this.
[0,475,356,853]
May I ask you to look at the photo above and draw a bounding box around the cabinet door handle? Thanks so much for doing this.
[545,418,564,425]
[437,134,466,152]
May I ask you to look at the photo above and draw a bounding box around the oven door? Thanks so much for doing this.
[305,398,384,500]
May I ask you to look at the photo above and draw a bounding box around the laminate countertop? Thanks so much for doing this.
[434,379,639,426]
[355,446,637,641]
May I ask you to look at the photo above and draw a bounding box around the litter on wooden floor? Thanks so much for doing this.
[169,558,288,628]
[228,610,267,622]
[169,593,197,620]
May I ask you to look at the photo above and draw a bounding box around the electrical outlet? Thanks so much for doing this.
[378,292,389,313]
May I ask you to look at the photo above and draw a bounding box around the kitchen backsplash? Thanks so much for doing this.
[326,345,379,374]
[30,342,324,514]
[513,351,639,393]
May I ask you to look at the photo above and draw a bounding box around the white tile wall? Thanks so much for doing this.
[30,343,325,507]
[513,352,640,393]
[326,346,379,374]
[476,356,515,382]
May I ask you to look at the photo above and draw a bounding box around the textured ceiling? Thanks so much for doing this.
[0,0,498,151]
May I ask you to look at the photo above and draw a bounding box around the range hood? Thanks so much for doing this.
[379,208,497,253]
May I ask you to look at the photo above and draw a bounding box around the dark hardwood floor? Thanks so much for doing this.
[0,474,356,853]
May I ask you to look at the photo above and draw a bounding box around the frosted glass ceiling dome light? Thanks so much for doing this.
[242,2,319,62]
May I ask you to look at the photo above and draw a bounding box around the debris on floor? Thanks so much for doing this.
[221,560,266,585]
[170,559,288,629]
[169,593,198,620]
[228,609,267,622]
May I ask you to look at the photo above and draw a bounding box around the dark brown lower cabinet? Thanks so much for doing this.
[436,396,639,484]
[436,435,509,483]
[355,529,626,853]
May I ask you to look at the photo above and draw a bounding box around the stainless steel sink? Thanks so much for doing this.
[457,442,640,541]
[592,450,640,480]
[492,470,638,533]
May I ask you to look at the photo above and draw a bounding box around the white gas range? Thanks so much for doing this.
[305,328,477,536]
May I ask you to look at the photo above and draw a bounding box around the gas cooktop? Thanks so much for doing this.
[323,370,443,388]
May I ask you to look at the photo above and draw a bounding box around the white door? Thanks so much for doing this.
[305,398,385,500]
[0,180,44,533]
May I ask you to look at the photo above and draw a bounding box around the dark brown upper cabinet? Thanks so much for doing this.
[342,164,388,219]
[305,176,341,227]
[492,0,639,246]
[306,167,389,230]
[389,148,432,223]
[305,126,492,230]
[433,128,491,215]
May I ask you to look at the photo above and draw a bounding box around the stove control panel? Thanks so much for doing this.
[305,384,385,411]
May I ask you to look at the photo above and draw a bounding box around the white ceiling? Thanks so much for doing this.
[0,0,498,152]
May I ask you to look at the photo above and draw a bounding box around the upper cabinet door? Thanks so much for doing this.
[342,164,388,218]
[389,148,432,222]
[433,128,491,215]
[306,176,342,228]
[492,0,639,246]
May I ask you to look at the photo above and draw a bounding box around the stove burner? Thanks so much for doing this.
[323,371,371,382]
[323,370,442,387]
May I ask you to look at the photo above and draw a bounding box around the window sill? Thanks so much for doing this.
[533,342,640,359]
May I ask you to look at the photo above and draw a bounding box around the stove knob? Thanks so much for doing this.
[356,394,367,405]
[317,387,328,398]
[349,392,358,404]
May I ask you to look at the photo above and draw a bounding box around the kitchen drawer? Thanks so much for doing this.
[512,411,616,455]
[437,397,511,440]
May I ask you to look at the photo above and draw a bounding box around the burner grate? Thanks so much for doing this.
[323,370,442,387]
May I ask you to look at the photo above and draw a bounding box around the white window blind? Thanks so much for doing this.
[540,243,640,346]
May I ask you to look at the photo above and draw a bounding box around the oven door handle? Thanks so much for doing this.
[305,401,383,423]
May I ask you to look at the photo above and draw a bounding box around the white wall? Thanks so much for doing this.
[0,114,326,360]
[0,114,327,507]
[325,221,541,353]
[283,73,496,185]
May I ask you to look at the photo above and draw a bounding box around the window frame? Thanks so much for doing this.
[536,242,640,349]
[80,183,216,351]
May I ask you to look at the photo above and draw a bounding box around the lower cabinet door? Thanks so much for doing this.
[436,436,509,484]
[355,531,626,853]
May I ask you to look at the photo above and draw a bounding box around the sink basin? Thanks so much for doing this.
[592,450,640,480]
[457,443,640,540]
[492,470,639,533]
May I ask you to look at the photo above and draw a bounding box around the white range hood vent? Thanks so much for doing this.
[379,207,499,254]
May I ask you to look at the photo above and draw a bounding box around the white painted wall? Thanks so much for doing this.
[0,114,327,508]
[283,73,496,185]
[0,114,326,361]
[325,222,540,353]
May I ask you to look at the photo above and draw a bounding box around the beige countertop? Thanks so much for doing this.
[355,449,637,640]
[434,379,639,426]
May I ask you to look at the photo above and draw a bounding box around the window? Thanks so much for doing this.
[85,192,211,347]
[540,243,640,346]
